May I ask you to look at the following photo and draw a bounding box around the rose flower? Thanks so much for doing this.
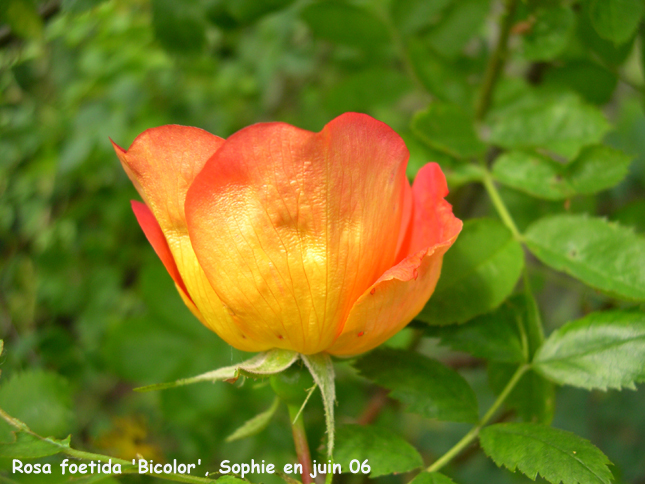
[112,113,461,357]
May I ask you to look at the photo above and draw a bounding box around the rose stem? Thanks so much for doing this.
[288,403,314,484]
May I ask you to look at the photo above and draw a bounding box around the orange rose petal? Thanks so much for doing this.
[394,179,414,263]
[114,127,268,352]
[175,282,208,325]
[131,200,191,298]
[185,113,410,354]
[326,246,449,356]
[407,163,462,253]
[111,126,225,231]
[328,163,462,356]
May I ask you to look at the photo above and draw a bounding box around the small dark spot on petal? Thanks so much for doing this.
[357,331,364,337]
[241,335,246,339]
[278,335,284,340]
[370,287,376,295]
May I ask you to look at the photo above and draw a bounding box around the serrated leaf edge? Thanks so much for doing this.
[480,424,612,484]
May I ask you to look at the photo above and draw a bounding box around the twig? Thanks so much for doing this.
[475,0,519,120]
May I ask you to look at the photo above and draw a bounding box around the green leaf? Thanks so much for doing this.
[577,1,635,65]
[426,0,491,59]
[300,1,389,50]
[225,397,280,442]
[301,353,335,457]
[492,145,632,200]
[0,431,69,458]
[522,6,575,61]
[534,310,645,391]
[390,0,453,35]
[543,61,617,105]
[428,295,527,363]
[135,349,299,392]
[354,348,479,424]
[487,92,610,160]
[334,425,423,477]
[409,472,456,484]
[524,214,645,300]
[407,39,473,108]
[488,363,555,424]
[0,370,72,438]
[559,145,632,193]
[151,0,206,54]
[480,423,613,484]
[0,0,42,39]
[418,218,524,325]
[411,102,486,160]
[589,0,644,44]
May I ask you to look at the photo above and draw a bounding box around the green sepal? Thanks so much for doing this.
[301,353,336,457]
[134,349,299,392]
[225,397,281,442]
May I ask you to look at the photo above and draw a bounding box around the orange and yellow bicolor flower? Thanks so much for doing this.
[112,113,462,356]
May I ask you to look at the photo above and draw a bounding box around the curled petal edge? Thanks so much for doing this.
[328,162,462,357]
[327,231,460,357]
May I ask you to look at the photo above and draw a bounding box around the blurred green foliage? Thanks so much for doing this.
[1,0,645,483]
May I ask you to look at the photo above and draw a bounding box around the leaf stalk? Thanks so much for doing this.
[481,169,523,242]
[426,364,530,473]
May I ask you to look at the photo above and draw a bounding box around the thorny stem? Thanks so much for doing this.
[426,364,529,473]
[288,403,314,484]
[475,0,519,121]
